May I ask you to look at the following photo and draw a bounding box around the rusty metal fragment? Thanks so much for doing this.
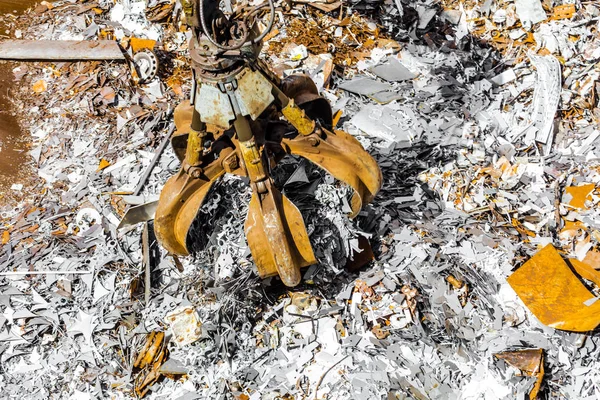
[134,331,165,369]
[0,40,125,61]
[507,244,600,332]
[133,331,168,398]
[494,349,544,399]
[551,4,576,20]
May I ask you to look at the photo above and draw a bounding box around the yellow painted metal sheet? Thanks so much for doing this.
[508,244,600,332]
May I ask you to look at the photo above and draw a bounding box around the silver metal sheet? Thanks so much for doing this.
[117,201,159,229]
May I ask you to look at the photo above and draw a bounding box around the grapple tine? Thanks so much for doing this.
[154,101,236,256]
[245,180,316,286]
[282,128,382,218]
[154,169,224,255]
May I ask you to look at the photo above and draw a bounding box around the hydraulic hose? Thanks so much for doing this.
[198,0,275,51]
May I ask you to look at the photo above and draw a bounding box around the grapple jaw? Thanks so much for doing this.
[282,128,382,218]
[154,169,223,256]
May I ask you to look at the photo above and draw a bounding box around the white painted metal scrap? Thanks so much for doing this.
[165,306,203,347]
[529,54,562,153]
[0,40,125,61]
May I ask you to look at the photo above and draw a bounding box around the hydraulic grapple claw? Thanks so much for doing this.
[153,0,382,286]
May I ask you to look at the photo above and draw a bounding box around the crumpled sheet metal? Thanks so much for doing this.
[524,54,561,153]
[495,349,544,400]
[508,244,600,332]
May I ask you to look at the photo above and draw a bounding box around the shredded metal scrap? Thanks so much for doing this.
[2,0,600,399]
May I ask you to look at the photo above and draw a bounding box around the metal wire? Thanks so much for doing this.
[199,0,275,51]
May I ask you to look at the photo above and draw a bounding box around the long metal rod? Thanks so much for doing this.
[117,123,175,229]
[142,222,151,304]
[133,123,176,196]
[0,40,125,61]
[0,270,93,276]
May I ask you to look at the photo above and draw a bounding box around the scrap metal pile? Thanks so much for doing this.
[2,0,600,399]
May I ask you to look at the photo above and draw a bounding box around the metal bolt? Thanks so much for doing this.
[308,137,320,146]
[190,169,202,178]
[223,155,239,172]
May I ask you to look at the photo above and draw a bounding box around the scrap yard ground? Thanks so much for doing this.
[0,0,39,200]
[2,0,600,399]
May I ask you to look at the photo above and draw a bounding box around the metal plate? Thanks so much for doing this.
[165,306,202,347]
[195,83,235,128]
[235,68,275,120]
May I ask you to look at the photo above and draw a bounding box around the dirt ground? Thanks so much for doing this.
[0,1,39,200]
